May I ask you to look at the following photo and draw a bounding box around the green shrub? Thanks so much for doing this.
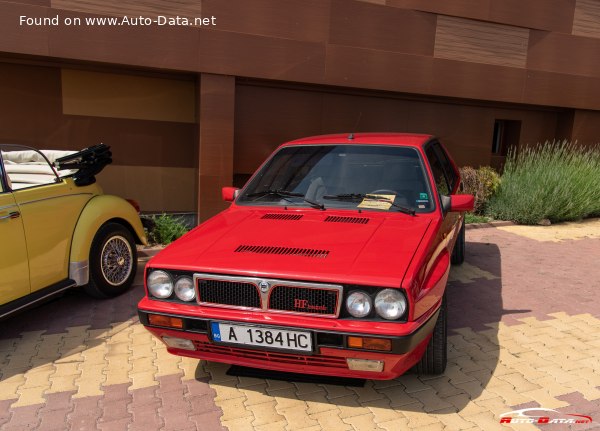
[459,166,500,214]
[486,140,600,224]
[147,213,189,245]
[464,213,490,224]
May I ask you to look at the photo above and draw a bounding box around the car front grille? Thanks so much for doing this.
[197,278,261,308]
[269,285,338,316]
[194,274,342,317]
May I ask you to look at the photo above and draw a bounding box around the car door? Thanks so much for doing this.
[425,141,461,250]
[0,170,30,305]
[2,145,93,292]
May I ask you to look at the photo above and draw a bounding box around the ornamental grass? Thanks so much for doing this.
[486,140,600,224]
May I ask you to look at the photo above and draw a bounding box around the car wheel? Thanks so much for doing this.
[416,295,447,375]
[450,218,465,265]
[85,222,137,299]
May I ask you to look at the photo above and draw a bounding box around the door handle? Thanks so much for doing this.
[0,211,20,221]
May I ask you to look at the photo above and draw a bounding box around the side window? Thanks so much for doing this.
[432,143,458,192]
[426,146,450,196]
[1,145,59,191]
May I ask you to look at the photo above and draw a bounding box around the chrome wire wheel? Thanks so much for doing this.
[100,235,133,286]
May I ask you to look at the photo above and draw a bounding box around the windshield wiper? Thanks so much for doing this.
[246,190,325,210]
[322,193,415,216]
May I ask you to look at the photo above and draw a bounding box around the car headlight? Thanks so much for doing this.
[346,291,372,318]
[147,270,173,299]
[375,289,406,320]
[174,276,195,302]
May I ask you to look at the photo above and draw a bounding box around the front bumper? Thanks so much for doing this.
[137,298,439,380]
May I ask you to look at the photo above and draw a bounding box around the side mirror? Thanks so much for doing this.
[450,194,474,212]
[441,194,474,213]
[222,187,240,202]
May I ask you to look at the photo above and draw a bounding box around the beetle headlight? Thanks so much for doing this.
[147,270,173,299]
[174,276,195,302]
[375,289,406,320]
[346,291,372,318]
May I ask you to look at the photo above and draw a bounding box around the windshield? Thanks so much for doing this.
[237,144,434,212]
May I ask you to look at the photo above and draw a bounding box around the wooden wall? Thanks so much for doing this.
[2,0,600,111]
[0,62,197,212]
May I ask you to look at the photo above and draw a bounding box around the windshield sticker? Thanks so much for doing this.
[357,194,395,210]
[419,192,428,200]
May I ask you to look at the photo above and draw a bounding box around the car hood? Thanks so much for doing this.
[150,208,432,287]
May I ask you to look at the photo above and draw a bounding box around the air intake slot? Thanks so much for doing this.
[324,216,369,224]
[235,245,329,259]
[261,213,303,221]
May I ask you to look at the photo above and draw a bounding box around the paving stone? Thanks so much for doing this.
[376,384,419,409]
[401,406,443,428]
[249,400,284,426]
[365,398,406,424]
[342,412,381,431]
[431,410,476,430]
[277,404,318,430]
[302,391,338,415]
[422,376,463,398]
[241,386,275,406]
[188,410,227,431]
[334,395,371,419]
[349,382,386,404]
[310,410,353,430]
[217,397,253,422]
[397,375,432,394]
[408,388,454,412]
[377,417,410,431]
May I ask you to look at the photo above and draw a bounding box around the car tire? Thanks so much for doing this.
[416,295,447,375]
[450,218,465,265]
[85,222,137,299]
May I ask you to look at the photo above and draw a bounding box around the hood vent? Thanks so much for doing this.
[324,216,369,224]
[235,245,329,259]
[261,213,303,221]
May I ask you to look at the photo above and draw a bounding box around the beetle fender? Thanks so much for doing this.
[69,194,147,285]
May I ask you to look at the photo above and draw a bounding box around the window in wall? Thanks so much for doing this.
[492,120,521,156]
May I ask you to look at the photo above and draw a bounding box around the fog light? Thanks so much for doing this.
[162,336,195,351]
[148,314,183,329]
[347,336,392,352]
[346,358,384,372]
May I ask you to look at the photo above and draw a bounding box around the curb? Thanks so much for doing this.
[466,220,515,230]
[137,245,165,258]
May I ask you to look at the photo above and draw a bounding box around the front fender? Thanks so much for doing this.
[69,194,147,285]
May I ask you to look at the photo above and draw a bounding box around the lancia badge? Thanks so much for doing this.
[259,280,270,293]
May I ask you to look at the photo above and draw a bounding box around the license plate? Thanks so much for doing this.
[210,322,312,352]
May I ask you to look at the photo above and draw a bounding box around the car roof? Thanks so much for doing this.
[280,133,435,148]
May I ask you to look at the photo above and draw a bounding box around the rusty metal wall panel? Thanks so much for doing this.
[201,0,330,42]
[573,0,600,38]
[389,0,575,33]
[434,15,529,68]
[328,0,435,56]
[528,30,600,78]
[51,0,202,21]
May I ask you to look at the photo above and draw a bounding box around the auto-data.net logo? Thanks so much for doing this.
[500,408,592,425]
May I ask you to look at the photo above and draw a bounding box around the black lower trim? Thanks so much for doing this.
[137,306,440,355]
[0,279,76,320]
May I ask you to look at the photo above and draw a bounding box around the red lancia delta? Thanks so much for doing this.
[138,133,474,379]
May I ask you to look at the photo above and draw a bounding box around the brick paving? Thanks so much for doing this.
[0,220,599,430]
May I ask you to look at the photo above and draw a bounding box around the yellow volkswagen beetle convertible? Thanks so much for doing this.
[0,143,147,319]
